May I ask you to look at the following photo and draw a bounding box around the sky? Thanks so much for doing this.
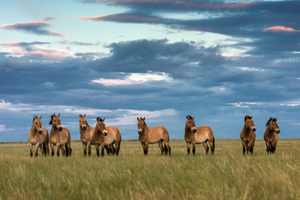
[0,0,299,142]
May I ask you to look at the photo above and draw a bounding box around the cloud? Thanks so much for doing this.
[77,13,161,24]
[92,71,173,86]
[0,42,74,61]
[263,26,300,33]
[0,125,14,133]
[0,21,64,36]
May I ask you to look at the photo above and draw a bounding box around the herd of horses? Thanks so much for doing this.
[28,113,280,157]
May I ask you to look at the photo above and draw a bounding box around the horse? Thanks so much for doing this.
[240,115,256,155]
[49,113,72,157]
[28,115,49,157]
[79,114,96,156]
[184,115,215,155]
[93,117,121,156]
[264,117,280,153]
[137,117,171,156]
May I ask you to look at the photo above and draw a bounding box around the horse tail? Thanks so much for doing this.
[211,137,215,154]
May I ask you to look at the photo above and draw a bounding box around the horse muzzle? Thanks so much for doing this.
[58,126,63,131]
[191,127,197,133]
[38,129,43,134]
[82,125,87,130]
[138,129,142,135]
[252,127,256,132]
[103,131,108,136]
[275,129,281,134]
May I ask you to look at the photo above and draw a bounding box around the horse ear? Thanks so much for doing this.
[142,117,145,120]
[39,116,42,119]
[57,113,60,117]
[53,113,56,117]
[250,116,253,119]
[193,116,195,119]
[103,118,105,122]
[79,114,82,118]
[137,117,139,121]
[97,117,100,121]
[84,114,86,118]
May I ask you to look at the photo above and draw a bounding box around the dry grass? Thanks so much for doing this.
[1,139,300,200]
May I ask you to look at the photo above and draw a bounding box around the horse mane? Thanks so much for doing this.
[244,115,252,122]
[49,114,55,125]
[186,115,193,120]
[33,115,38,122]
[97,117,104,122]
[266,117,277,127]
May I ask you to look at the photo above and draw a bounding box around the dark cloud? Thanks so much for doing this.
[0,21,64,36]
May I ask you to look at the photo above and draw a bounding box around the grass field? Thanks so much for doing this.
[1,139,300,200]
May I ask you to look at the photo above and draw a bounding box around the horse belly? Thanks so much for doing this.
[103,137,115,145]
[149,135,162,144]
[195,134,208,144]
[29,138,38,145]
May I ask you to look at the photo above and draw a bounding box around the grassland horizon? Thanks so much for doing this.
[1,138,300,200]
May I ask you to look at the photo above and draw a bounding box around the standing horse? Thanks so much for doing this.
[137,117,171,156]
[79,114,95,156]
[240,115,256,155]
[264,117,280,153]
[49,113,72,157]
[28,116,49,157]
[184,115,215,155]
[93,117,121,156]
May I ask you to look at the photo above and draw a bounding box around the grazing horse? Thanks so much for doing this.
[264,117,280,153]
[93,117,121,156]
[79,114,95,156]
[49,113,72,157]
[137,117,171,156]
[184,115,215,155]
[240,115,256,155]
[28,116,49,157]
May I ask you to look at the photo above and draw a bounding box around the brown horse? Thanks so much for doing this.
[184,115,215,155]
[49,113,72,157]
[137,117,171,156]
[240,115,256,155]
[28,116,49,157]
[93,117,121,156]
[79,114,95,156]
[264,117,280,153]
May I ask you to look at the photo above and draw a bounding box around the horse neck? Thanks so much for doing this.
[29,125,39,136]
[50,125,59,135]
[184,124,193,135]
[141,126,149,136]
[243,124,251,134]
[265,126,273,136]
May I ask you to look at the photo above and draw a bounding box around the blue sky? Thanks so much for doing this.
[0,0,299,142]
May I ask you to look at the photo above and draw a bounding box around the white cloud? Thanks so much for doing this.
[0,124,14,133]
[92,71,173,86]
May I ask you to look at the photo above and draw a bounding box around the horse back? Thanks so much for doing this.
[148,126,168,144]
[59,128,71,144]
[107,126,121,140]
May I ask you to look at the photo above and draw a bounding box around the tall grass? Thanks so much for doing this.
[1,139,300,200]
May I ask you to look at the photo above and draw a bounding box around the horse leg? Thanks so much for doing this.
[82,143,87,156]
[110,144,116,155]
[241,141,246,155]
[158,141,164,155]
[87,141,91,156]
[115,140,121,155]
[165,142,171,156]
[34,142,40,157]
[245,142,249,154]
[95,143,100,156]
[39,144,44,156]
[100,143,105,156]
[186,142,191,156]
[46,142,50,156]
[192,141,196,155]
[265,142,270,153]
[50,143,55,156]
[249,141,254,154]
[203,142,209,155]
[144,142,149,155]
[56,142,61,157]
[28,143,33,157]
[272,141,277,153]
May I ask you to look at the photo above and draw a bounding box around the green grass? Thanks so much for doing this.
[1,139,300,200]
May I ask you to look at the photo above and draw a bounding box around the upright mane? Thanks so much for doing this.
[49,114,55,125]
[33,115,38,122]
[186,115,194,120]
[244,115,252,122]
[266,117,277,127]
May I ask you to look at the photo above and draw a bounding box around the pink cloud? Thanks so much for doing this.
[263,26,300,33]
[0,21,64,36]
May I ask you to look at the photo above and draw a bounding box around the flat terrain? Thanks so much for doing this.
[1,139,300,200]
